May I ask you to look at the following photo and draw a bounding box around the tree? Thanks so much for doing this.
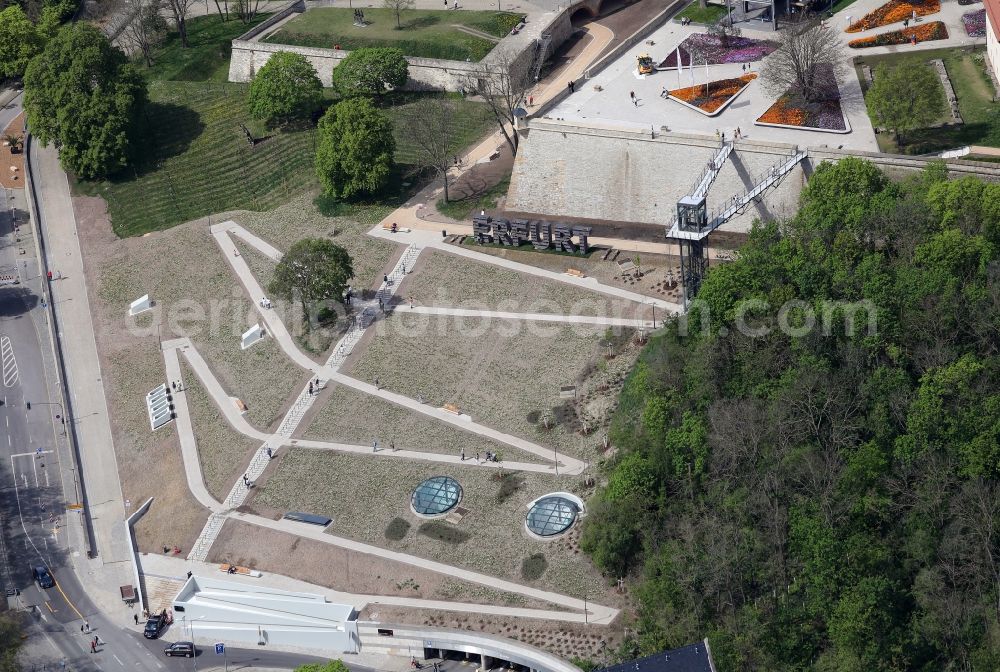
[332,47,408,98]
[383,0,415,28]
[270,238,353,318]
[121,0,168,68]
[865,62,947,147]
[315,97,395,199]
[23,23,147,179]
[165,0,196,47]
[234,0,263,24]
[463,45,535,156]
[248,52,323,127]
[398,96,463,202]
[761,19,846,103]
[0,5,43,79]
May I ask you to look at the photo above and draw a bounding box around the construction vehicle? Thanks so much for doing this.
[637,53,654,75]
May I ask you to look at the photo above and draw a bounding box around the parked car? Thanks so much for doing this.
[164,641,195,658]
[144,610,168,639]
[32,565,54,589]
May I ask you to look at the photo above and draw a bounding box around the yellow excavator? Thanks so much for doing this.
[637,53,654,75]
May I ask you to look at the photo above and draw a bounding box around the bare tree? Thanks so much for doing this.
[234,0,263,24]
[165,0,197,47]
[122,0,168,67]
[383,0,415,28]
[399,97,462,203]
[212,0,229,22]
[463,45,535,157]
[761,19,846,103]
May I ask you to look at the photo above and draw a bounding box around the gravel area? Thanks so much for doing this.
[250,449,607,600]
[208,520,557,609]
[297,381,535,461]
[349,313,624,460]
[400,249,645,316]
[181,360,263,500]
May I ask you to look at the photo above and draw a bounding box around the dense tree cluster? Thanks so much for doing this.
[582,158,1000,671]
[248,51,323,127]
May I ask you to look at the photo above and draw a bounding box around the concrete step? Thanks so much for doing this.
[144,576,184,613]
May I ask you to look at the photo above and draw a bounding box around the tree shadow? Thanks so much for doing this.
[120,102,206,179]
[0,287,39,317]
[402,14,441,30]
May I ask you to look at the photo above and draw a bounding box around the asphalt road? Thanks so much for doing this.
[8,91,388,671]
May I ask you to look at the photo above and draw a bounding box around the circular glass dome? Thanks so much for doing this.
[526,496,579,537]
[411,476,462,517]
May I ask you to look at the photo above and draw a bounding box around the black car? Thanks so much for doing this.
[32,565,54,589]
[164,642,195,658]
[144,610,168,639]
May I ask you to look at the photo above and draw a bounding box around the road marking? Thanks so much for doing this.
[112,654,124,667]
[51,578,84,620]
[0,336,17,387]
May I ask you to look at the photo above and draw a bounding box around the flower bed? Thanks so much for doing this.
[658,33,777,69]
[846,0,940,32]
[668,74,756,116]
[756,94,849,132]
[963,8,986,36]
[848,21,949,47]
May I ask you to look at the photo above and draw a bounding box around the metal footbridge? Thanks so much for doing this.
[667,141,808,304]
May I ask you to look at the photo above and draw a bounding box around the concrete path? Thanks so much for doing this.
[408,305,655,327]
[371,225,682,311]
[139,552,605,625]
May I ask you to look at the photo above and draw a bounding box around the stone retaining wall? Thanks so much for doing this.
[228,1,575,91]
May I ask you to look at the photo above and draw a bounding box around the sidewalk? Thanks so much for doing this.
[30,143,135,617]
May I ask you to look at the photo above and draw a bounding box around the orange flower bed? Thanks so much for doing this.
[848,20,948,47]
[846,0,940,32]
[668,74,756,115]
[757,96,807,126]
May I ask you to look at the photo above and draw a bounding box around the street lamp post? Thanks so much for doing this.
[28,400,66,436]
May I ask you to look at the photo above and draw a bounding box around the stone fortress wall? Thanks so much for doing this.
[227,0,576,91]
[506,118,1000,237]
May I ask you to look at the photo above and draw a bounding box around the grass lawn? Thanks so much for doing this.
[436,176,509,220]
[856,47,1000,154]
[266,8,523,61]
[141,14,272,82]
[676,1,728,24]
[76,82,493,237]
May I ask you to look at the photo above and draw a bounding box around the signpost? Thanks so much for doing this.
[215,642,227,672]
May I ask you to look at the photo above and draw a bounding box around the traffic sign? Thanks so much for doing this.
[215,642,225,655]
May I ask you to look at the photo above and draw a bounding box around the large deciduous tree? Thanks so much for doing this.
[0,4,45,79]
[315,97,395,199]
[761,19,846,104]
[865,62,947,147]
[331,47,408,98]
[248,51,323,127]
[269,238,353,317]
[23,23,147,179]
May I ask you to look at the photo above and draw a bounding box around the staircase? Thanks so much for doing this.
[533,32,552,81]
[188,513,226,562]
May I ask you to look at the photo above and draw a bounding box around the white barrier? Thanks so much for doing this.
[129,294,152,317]
[241,323,266,350]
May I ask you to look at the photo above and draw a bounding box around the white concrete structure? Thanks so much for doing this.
[172,576,360,652]
[128,294,152,316]
[240,323,267,350]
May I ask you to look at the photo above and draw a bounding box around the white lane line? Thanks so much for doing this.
[112,653,124,667]
[0,336,16,388]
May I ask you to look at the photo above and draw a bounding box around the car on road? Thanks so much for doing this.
[144,610,169,639]
[164,642,195,658]
[32,565,54,589]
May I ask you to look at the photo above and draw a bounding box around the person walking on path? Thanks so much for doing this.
[84,622,90,634]
[134,614,139,625]
[309,381,314,395]
[373,439,378,452]
[629,90,635,102]
[90,641,96,654]
[460,449,466,461]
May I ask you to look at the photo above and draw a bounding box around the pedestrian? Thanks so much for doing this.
[903,17,908,27]
[460,449,466,461]
[741,63,745,73]
[374,377,379,389]
[476,451,480,461]
[95,635,103,647]
[390,440,395,451]
[567,80,573,93]
[243,474,249,487]
[309,382,314,395]
[91,641,96,654]
[171,381,176,391]
[134,614,139,625]
[715,128,720,139]
[633,97,638,107]
[373,439,378,452]
[81,624,85,633]
[187,571,192,579]
[84,622,90,634]
[660,86,667,98]
[266,446,273,459]
[383,274,389,284]
[529,95,534,105]
[629,90,635,101]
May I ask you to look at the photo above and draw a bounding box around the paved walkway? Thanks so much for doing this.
[409,306,655,327]
[371,225,682,311]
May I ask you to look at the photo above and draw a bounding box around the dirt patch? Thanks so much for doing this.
[360,605,626,662]
[0,113,25,189]
[208,519,560,609]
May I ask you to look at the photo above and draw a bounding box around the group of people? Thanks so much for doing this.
[352,8,366,23]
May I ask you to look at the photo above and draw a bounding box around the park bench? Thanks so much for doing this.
[564,268,585,278]
[382,222,411,233]
[234,398,247,413]
[219,563,262,578]
[442,403,461,415]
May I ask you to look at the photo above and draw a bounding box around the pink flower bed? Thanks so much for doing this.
[658,33,778,69]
